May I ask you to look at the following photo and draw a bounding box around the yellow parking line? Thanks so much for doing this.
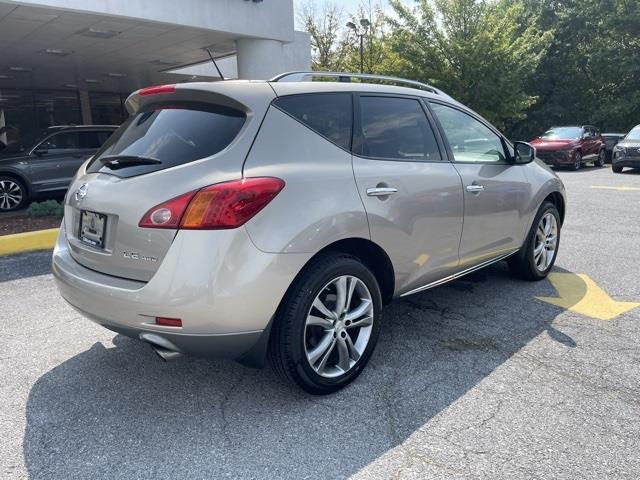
[590,185,640,191]
[0,228,59,256]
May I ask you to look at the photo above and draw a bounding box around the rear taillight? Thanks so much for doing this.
[139,177,284,230]
[139,191,196,229]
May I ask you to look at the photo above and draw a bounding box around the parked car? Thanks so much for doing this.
[612,124,640,173]
[530,125,605,170]
[0,125,117,211]
[602,132,626,163]
[52,72,566,394]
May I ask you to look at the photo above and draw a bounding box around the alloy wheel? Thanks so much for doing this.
[573,152,582,170]
[304,275,374,378]
[533,212,558,272]
[0,179,24,211]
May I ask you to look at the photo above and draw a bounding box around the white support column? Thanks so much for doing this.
[235,38,285,80]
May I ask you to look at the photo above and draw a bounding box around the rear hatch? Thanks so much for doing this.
[64,81,274,281]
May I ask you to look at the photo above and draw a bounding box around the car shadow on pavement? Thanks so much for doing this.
[22,262,575,479]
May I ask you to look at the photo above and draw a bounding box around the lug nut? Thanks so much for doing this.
[341,331,347,338]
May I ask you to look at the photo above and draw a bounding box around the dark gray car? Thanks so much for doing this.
[0,125,116,211]
[612,125,640,173]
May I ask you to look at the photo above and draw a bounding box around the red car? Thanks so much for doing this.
[530,125,606,170]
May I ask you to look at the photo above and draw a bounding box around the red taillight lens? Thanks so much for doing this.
[155,317,182,327]
[181,177,285,229]
[139,84,176,96]
[139,177,284,230]
[138,191,197,229]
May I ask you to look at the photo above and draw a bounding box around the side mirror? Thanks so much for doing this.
[513,141,535,164]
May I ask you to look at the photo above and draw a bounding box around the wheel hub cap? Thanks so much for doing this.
[533,212,558,272]
[304,275,374,378]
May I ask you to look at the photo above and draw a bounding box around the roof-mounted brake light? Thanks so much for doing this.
[139,84,176,96]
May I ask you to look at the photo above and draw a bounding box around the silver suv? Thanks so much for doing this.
[53,72,565,394]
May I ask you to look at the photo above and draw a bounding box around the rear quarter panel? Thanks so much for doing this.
[242,106,369,253]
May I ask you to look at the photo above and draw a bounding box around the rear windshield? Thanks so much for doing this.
[87,102,245,178]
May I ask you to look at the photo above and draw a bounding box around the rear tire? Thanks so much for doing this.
[269,252,382,395]
[595,150,605,167]
[0,176,27,212]
[612,164,623,173]
[509,202,561,281]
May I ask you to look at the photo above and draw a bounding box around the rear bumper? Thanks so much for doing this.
[52,225,311,360]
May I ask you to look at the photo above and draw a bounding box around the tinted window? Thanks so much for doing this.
[78,131,112,149]
[42,132,80,151]
[274,93,352,150]
[87,103,245,178]
[358,96,441,161]
[429,103,506,163]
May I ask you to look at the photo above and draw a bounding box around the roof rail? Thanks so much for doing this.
[270,71,447,96]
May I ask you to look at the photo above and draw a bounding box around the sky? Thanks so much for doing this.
[292,0,411,20]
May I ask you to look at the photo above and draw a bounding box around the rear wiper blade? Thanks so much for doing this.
[99,155,161,169]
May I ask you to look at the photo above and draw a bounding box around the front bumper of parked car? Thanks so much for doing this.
[535,150,574,166]
[612,150,640,168]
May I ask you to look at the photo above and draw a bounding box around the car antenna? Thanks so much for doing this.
[205,48,225,81]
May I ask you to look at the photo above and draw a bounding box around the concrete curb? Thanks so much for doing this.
[0,228,59,256]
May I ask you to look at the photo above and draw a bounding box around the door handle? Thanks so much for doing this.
[366,187,398,197]
[466,184,485,193]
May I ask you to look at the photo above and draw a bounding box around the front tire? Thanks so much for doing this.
[509,202,561,281]
[0,176,27,212]
[612,164,623,173]
[571,151,582,170]
[269,253,382,395]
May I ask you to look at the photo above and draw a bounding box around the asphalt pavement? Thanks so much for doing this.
[1,165,639,479]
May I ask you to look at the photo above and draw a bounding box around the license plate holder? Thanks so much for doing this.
[79,210,107,248]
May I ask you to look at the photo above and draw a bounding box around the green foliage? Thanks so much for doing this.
[299,0,640,140]
[388,0,552,131]
[511,0,640,139]
[27,200,64,218]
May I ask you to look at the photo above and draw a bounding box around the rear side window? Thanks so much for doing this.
[78,131,112,149]
[87,103,245,178]
[357,96,441,161]
[43,132,80,151]
[273,93,352,150]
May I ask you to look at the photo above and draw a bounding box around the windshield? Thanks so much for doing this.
[625,126,640,141]
[540,127,582,140]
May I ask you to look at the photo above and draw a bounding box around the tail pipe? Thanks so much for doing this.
[139,332,182,362]
[152,345,182,362]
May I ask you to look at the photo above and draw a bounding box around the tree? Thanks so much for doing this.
[298,1,349,71]
[388,0,552,132]
[511,0,640,139]
[343,3,401,75]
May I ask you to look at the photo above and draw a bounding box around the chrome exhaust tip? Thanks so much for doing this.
[152,345,182,362]
[139,332,182,361]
